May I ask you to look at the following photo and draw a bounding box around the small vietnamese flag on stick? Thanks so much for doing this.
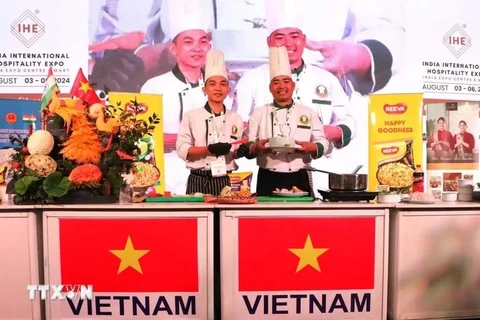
[40,67,59,111]
[70,68,101,106]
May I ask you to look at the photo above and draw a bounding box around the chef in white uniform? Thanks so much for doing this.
[234,0,355,154]
[237,46,329,196]
[176,50,244,195]
[140,0,213,194]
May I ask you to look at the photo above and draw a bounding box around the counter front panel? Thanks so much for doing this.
[0,211,41,320]
[389,209,480,320]
[220,207,389,320]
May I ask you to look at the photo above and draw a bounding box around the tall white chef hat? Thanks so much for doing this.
[269,46,292,81]
[266,0,304,35]
[162,0,212,40]
[204,50,228,81]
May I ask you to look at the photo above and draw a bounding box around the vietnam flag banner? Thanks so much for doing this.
[69,68,101,105]
[238,217,375,291]
[60,218,198,292]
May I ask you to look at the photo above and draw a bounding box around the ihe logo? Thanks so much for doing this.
[11,10,45,48]
[443,24,471,59]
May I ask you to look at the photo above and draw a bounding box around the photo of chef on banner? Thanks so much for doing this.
[88,0,405,101]
[87,0,406,193]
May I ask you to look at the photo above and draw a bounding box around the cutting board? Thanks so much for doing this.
[257,196,314,203]
[145,197,204,203]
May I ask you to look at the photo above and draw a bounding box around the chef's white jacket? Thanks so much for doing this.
[176,106,244,171]
[245,103,330,173]
[141,65,207,133]
[235,64,355,151]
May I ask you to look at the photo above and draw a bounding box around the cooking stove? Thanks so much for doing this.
[318,189,379,202]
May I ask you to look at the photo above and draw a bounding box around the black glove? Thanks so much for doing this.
[237,143,255,159]
[90,50,145,92]
[208,143,232,156]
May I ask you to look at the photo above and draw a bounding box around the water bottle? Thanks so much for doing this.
[119,184,133,203]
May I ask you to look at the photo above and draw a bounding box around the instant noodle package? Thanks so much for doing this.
[368,93,424,192]
[228,171,253,192]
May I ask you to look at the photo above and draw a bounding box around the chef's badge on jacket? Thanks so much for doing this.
[230,125,238,140]
[298,115,311,129]
[315,85,328,98]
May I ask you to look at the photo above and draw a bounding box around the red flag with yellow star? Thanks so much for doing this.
[59,218,198,292]
[238,217,375,291]
[69,68,101,105]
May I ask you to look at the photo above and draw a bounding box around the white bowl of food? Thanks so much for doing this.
[269,136,295,148]
[377,192,402,203]
[442,192,457,202]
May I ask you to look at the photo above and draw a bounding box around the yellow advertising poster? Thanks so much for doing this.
[108,92,165,193]
[368,93,423,192]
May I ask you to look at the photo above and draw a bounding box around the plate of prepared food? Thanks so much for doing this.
[272,186,309,197]
[131,162,160,192]
[269,146,300,153]
[403,199,436,204]
[402,192,436,204]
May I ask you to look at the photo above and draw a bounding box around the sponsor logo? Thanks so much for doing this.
[443,24,471,58]
[11,10,45,48]
[230,175,242,183]
[383,104,407,115]
[125,102,148,114]
[381,147,399,155]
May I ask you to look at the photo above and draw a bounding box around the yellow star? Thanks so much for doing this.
[109,236,150,274]
[289,235,329,273]
[79,81,92,93]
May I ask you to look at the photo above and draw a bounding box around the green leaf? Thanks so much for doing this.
[43,172,70,198]
[14,176,40,195]
[153,120,160,124]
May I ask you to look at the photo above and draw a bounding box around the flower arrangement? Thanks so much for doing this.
[6,79,160,205]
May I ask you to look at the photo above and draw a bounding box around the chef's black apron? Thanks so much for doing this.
[256,168,313,196]
[186,169,231,196]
